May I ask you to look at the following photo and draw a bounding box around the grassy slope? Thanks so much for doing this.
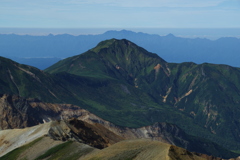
[0,137,45,160]
[0,56,76,103]
[0,137,96,160]
[35,141,95,160]
[166,62,240,149]
[1,138,222,160]
[82,139,205,160]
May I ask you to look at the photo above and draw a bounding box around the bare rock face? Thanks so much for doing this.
[0,118,123,157]
[66,118,124,148]
[0,94,100,129]
[46,119,124,149]
[0,94,41,129]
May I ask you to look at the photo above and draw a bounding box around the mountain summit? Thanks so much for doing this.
[46,39,169,84]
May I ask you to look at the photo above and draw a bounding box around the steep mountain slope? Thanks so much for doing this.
[45,39,240,151]
[0,122,53,157]
[1,138,96,160]
[0,57,76,103]
[45,38,168,80]
[166,63,240,144]
[0,55,164,127]
[45,39,178,127]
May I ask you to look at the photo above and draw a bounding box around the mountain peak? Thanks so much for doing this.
[104,29,136,35]
[89,39,163,63]
[46,38,167,82]
[90,38,117,53]
[166,33,175,37]
[90,38,140,53]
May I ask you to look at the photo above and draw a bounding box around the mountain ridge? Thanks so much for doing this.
[1,30,240,69]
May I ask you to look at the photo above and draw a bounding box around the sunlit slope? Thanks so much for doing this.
[1,135,229,160]
[0,119,123,160]
[82,139,208,160]
[0,137,96,160]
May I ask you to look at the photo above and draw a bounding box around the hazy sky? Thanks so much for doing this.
[1,0,240,28]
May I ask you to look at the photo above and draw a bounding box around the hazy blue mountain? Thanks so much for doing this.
[1,30,240,69]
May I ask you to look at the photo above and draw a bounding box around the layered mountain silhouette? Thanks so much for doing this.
[1,30,240,69]
[1,39,240,158]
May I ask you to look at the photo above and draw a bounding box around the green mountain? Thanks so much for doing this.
[45,39,172,126]
[46,39,240,150]
[1,39,240,156]
[0,56,74,103]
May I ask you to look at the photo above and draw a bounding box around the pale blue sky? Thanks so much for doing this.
[0,0,240,28]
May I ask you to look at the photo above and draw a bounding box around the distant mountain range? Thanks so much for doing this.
[0,30,240,69]
[1,39,240,159]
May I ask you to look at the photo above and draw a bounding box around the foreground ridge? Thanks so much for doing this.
[0,122,239,160]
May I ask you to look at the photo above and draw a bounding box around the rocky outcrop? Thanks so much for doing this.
[66,118,124,148]
[0,119,123,157]
[0,94,101,129]
[0,94,42,129]
[47,119,124,149]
